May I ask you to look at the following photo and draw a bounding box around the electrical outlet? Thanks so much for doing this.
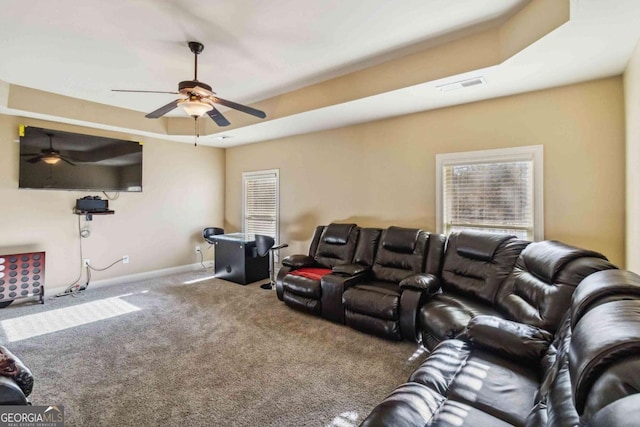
[195,246,201,254]
[123,255,129,264]
[83,258,90,267]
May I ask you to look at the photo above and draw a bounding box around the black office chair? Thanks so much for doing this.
[201,227,224,270]
[203,227,225,245]
[255,235,289,290]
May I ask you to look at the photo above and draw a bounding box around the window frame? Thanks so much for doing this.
[435,145,544,241]
[242,168,280,243]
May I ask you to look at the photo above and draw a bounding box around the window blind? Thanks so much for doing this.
[442,160,534,239]
[243,171,278,239]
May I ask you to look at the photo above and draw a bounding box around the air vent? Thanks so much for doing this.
[437,77,486,92]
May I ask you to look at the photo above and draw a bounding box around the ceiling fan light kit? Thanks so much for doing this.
[42,155,61,165]
[112,41,266,143]
[180,99,213,117]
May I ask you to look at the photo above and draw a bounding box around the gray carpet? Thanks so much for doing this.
[0,270,424,426]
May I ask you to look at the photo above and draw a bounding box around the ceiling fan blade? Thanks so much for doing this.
[60,157,76,166]
[112,89,180,94]
[206,106,231,127]
[145,99,181,118]
[211,97,266,119]
[27,156,42,164]
[20,153,39,156]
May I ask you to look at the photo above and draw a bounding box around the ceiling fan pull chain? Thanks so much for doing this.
[194,117,198,147]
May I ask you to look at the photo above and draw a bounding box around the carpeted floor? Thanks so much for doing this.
[0,270,424,426]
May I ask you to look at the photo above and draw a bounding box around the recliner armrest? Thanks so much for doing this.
[332,263,369,276]
[321,272,369,323]
[399,273,441,294]
[465,315,553,365]
[0,346,33,399]
[281,254,315,269]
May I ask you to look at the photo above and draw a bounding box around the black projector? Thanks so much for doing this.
[76,196,109,212]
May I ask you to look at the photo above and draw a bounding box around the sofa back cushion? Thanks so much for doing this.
[371,227,428,283]
[570,269,640,329]
[529,269,640,427]
[352,228,382,267]
[313,223,359,268]
[569,299,640,421]
[308,226,325,258]
[425,233,447,276]
[440,230,529,305]
[496,241,615,333]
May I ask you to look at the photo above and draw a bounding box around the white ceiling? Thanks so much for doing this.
[1,0,640,147]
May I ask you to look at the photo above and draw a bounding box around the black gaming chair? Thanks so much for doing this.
[255,235,288,290]
[202,227,225,245]
[201,227,224,270]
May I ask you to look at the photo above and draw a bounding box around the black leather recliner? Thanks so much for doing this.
[418,230,529,349]
[360,269,640,427]
[276,223,359,316]
[418,231,615,350]
[340,226,446,341]
[0,346,33,405]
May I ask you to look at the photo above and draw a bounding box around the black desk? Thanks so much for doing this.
[211,233,269,285]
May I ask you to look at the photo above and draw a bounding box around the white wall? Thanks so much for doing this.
[0,114,225,292]
[226,78,626,267]
[624,39,640,273]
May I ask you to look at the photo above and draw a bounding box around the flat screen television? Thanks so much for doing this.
[19,126,143,192]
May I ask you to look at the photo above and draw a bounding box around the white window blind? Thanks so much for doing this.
[436,146,543,241]
[242,170,279,240]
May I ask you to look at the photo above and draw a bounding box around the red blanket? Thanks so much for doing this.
[290,267,332,281]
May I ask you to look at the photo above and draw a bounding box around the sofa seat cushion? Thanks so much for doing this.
[342,281,401,320]
[420,293,502,350]
[361,381,518,427]
[448,349,539,427]
[409,340,470,395]
[282,268,332,298]
[361,341,535,427]
[359,382,446,427]
[411,340,538,426]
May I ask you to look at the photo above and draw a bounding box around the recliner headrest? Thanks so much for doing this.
[569,300,640,416]
[571,270,640,329]
[381,226,421,253]
[456,230,514,261]
[322,223,356,245]
[522,240,606,284]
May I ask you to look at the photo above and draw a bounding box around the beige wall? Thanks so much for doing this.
[226,77,626,267]
[0,114,225,293]
[624,40,640,273]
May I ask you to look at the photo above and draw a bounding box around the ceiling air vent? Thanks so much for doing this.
[437,77,486,92]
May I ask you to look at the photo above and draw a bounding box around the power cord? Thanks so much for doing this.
[53,215,86,298]
[88,258,127,272]
[102,191,120,201]
[197,247,208,270]
[54,215,128,298]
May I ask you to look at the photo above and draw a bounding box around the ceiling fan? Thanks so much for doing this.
[21,133,75,166]
[112,41,266,127]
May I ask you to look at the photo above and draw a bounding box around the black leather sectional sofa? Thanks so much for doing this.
[0,345,34,404]
[276,224,640,426]
[360,269,640,427]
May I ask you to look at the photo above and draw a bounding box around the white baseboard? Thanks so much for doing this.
[46,263,204,297]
